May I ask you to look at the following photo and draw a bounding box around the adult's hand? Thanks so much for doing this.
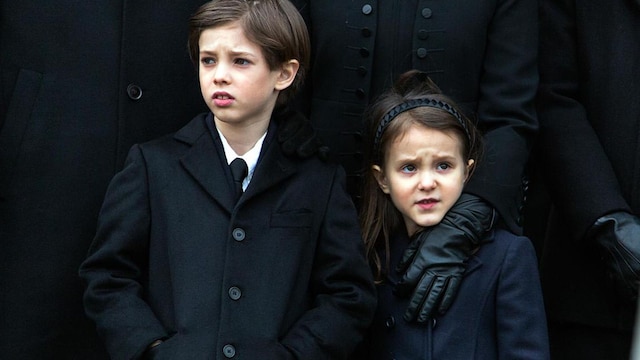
[590,211,640,302]
[394,193,495,322]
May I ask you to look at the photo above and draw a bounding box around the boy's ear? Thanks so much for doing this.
[275,59,300,91]
[372,165,390,194]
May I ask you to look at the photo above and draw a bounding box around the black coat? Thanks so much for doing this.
[536,0,640,333]
[0,2,207,358]
[367,229,549,360]
[79,113,376,360]
[292,0,539,232]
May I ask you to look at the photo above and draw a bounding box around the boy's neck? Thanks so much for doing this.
[215,118,270,156]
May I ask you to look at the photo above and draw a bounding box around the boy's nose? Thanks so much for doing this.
[213,64,230,83]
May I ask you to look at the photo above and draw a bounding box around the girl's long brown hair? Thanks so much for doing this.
[360,70,484,282]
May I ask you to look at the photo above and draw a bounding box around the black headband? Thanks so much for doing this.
[373,97,470,154]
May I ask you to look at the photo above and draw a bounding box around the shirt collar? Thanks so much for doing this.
[217,128,266,190]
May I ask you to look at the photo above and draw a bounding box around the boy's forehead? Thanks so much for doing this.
[199,24,249,49]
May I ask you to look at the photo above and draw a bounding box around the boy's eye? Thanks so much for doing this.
[235,58,250,65]
[401,164,416,173]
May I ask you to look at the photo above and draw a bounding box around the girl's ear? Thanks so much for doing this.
[464,159,475,182]
[372,165,390,194]
[274,59,300,91]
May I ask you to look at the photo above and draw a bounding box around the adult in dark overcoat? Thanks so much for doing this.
[291,0,538,321]
[0,2,206,358]
[1,1,316,358]
[79,112,377,359]
[535,0,640,358]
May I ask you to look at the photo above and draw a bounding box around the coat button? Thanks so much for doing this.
[223,344,236,358]
[228,286,242,300]
[385,316,395,328]
[356,88,366,98]
[361,27,372,37]
[418,29,429,40]
[359,47,370,57]
[422,8,433,18]
[362,4,373,15]
[232,228,245,241]
[126,84,143,100]
[416,48,428,58]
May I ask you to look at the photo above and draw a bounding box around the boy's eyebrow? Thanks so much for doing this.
[199,49,257,58]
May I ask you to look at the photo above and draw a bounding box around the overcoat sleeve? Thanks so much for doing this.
[79,145,168,360]
[495,237,550,359]
[536,0,630,239]
[464,0,539,233]
[280,165,377,360]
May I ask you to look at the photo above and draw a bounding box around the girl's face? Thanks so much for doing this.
[373,123,474,236]
[198,22,298,131]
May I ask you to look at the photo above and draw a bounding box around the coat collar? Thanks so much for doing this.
[175,112,298,211]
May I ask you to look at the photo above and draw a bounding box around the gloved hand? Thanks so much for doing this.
[394,193,495,322]
[589,211,640,302]
[275,106,329,160]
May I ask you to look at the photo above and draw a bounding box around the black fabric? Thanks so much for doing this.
[229,158,248,202]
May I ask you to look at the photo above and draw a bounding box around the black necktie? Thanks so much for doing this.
[229,158,248,202]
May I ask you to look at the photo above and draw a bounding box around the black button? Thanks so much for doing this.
[359,47,370,57]
[385,316,395,328]
[126,84,142,100]
[361,27,372,37]
[232,228,245,241]
[362,4,373,15]
[418,29,429,40]
[228,286,242,300]
[422,8,433,18]
[223,344,236,358]
[356,88,366,98]
[416,48,428,58]
[357,66,368,77]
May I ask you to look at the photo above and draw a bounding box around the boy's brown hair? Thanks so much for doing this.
[188,0,310,105]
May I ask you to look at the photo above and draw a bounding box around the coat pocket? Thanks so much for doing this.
[270,210,313,228]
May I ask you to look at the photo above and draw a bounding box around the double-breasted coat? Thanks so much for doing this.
[291,0,538,232]
[535,0,640,356]
[365,229,549,359]
[1,1,209,358]
[79,113,377,360]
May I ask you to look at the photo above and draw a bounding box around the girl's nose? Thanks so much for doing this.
[418,170,436,190]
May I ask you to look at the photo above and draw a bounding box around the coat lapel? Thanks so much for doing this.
[176,114,236,211]
[239,123,298,205]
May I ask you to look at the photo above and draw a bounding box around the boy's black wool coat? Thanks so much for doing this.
[79,113,377,360]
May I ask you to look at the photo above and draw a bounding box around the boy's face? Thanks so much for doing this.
[373,123,473,236]
[198,22,294,129]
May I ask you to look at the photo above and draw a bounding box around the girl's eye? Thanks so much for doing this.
[201,57,215,65]
[401,164,416,173]
[235,58,250,65]
[436,163,451,171]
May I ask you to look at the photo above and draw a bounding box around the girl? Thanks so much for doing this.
[359,70,549,359]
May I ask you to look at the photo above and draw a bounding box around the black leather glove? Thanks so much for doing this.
[275,106,328,160]
[394,193,495,322]
[589,211,640,302]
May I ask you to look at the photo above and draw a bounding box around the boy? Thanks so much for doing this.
[79,1,376,359]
